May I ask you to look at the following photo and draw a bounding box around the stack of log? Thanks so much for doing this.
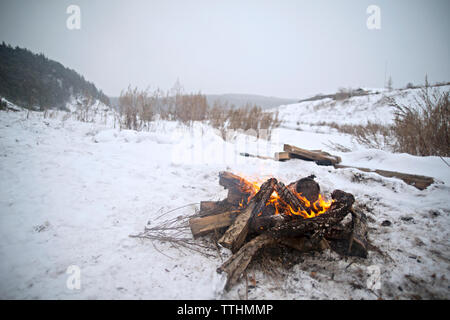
[189,172,368,290]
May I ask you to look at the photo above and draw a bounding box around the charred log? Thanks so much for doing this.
[218,233,278,291]
[219,171,255,206]
[296,176,320,203]
[266,190,355,239]
[274,181,308,214]
[189,210,240,239]
[348,208,369,258]
[219,178,277,252]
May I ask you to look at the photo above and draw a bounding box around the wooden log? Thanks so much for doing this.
[200,201,221,212]
[189,211,239,239]
[296,176,320,203]
[219,171,255,206]
[324,224,352,240]
[280,237,330,252]
[348,208,368,258]
[274,181,309,214]
[219,171,243,190]
[267,190,355,239]
[190,206,282,239]
[249,212,284,233]
[284,144,341,165]
[333,164,434,190]
[219,178,277,253]
[239,152,275,161]
[199,200,236,217]
[274,152,290,161]
[217,233,278,291]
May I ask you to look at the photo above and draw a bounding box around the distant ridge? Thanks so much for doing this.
[205,93,298,109]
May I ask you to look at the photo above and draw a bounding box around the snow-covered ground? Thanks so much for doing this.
[0,91,449,299]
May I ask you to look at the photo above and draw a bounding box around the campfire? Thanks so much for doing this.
[189,172,369,290]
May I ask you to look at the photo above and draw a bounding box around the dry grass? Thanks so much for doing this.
[320,121,394,150]
[118,85,281,140]
[118,86,154,130]
[317,81,449,157]
[390,83,449,157]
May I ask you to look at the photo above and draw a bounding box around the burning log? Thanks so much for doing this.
[274,181,308,215]
[218,178,277,253]
[295,176,320,203]
[219,171,254,206]
[266,190,355,239]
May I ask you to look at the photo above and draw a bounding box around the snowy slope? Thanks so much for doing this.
[0,103,449,299]
[277,85,450,127]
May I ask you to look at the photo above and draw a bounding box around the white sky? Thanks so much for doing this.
[0,0,449,98]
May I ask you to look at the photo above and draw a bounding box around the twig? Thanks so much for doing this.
[153,202,199,221]
[439,156,450,168]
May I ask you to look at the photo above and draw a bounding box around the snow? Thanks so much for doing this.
[0,90,449,299]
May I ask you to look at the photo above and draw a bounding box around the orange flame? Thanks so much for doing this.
[236,175,333,219]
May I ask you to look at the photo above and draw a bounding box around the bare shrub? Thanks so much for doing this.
[335,87,352,101]
[390,81,449,156]
[318,80,449,156]
[118,86,154,130]
[320,121,394,150]
[174,92,208,124]
[212,103,280,139]
[117,83,281,140]
[75,95,94,123]
[0,98,7,110]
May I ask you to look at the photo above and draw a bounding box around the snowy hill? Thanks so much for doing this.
[276,85,450,127]
[0,43,110,110]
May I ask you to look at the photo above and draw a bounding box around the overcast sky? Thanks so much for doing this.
[0,0,449,98]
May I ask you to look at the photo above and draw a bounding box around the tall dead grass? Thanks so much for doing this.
[117,85,281,139]
[318,81,449,157]
[390,82,449,156]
